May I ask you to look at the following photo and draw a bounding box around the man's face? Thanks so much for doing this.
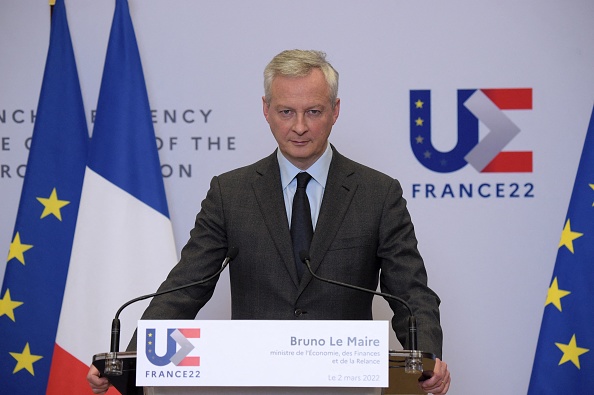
[263,68,340,170]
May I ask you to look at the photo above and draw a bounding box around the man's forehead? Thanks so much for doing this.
[269,95,330,108]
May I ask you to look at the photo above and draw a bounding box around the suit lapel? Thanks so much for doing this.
[300,148,358,290]
[252,152,301,287]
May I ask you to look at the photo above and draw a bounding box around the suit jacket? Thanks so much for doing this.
[137,146,443,357]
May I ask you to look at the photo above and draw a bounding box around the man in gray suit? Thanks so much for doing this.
[89,49,450,394]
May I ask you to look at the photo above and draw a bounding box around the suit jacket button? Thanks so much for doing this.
[294,309,303,317]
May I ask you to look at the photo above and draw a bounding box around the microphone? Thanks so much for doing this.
[299,251,423,374]
[103,247,239,376]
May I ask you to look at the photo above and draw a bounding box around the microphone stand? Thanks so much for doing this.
[103,247,238,376]
[299,251,423,374]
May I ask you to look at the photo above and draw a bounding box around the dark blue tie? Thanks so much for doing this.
[291,172,313,279]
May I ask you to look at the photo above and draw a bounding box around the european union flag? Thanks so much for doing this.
[0,0,88,393]
[528,106,594,393]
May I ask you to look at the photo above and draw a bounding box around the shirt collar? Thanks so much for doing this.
[277,143,333,189]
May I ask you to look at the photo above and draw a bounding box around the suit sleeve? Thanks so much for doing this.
[377,178,443,359]
[127,176,228,350]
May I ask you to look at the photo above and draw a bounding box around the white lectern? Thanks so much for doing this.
[93,350,435,395]
[93,320,435,395]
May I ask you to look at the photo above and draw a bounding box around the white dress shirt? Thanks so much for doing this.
[277,143,333,230]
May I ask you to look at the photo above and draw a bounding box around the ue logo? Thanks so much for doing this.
[409,88,533,173]
[145,328,201,366]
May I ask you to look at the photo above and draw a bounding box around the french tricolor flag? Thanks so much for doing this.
[48,0,177,393]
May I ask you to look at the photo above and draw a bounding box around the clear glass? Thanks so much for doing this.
[404,350,423,374]
[103,352,123,376]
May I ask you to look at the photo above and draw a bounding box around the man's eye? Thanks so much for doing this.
[280,110,292,115]
[308,110,321,115]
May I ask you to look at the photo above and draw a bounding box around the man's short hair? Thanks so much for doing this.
[263,49,339,107]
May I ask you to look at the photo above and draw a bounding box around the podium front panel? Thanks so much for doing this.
[144,387,382,395]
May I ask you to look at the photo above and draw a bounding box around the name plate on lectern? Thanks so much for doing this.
[136,320,389,388]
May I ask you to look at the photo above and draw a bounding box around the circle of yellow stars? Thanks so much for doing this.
[555,335,589,369]
[2,187,70,377]
[558,219,583,254]
[36,187,70,221]
[543,182,593,370]
[9,343,43,375]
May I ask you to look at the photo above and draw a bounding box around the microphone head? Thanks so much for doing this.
[227,246,239,261]
[299,250,310,263]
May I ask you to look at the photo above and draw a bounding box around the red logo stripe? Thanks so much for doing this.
[178,356,201,366]
[481,88,532,110]
[179,328,201,338]
[481,151,533,172]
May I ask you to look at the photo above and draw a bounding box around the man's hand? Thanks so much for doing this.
[419,358,450,394]
[87,364,110,394]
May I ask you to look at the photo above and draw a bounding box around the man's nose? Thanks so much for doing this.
[292,113,308,135]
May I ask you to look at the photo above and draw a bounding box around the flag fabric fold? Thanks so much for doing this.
[0,0,89,393]
[528,105,594,393]
[47,0,177,393]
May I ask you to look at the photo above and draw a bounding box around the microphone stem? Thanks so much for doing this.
[109,251,236,353]
[408,315,418,351]
[304,259,413,316]
[304,256,418,351]
[110,318,120,353]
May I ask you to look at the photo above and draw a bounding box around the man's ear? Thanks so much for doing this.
[262,96,270,122]
[332,98,341,124]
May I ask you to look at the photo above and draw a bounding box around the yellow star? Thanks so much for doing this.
[558,219,583,253]
[545,277,570,312]
[9,343,43,375]
[556,334,589,369]
[0,289,24,322]
[415,117,424,126]
[590,184,594,206]
[36,188,70,221]
[415,99,424,109]
[7,232,33,265]
[415,135,424,144]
